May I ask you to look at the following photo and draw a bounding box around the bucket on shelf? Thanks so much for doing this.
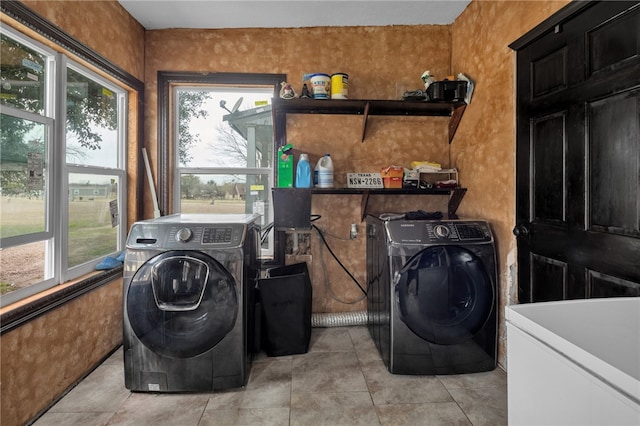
[309,73,331,99]
[330,73,348,99]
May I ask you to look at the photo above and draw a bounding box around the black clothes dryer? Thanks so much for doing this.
[366,215,498,375]
[123,214,260,392]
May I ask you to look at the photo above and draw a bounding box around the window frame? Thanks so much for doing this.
[1,25,56,251]
[61,60,128,279]
[0,2,144,313]
[0,104,55,247]
[1,31,128,306]
[157,72,286,264]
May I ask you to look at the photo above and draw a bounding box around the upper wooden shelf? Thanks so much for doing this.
[272,97,467,143]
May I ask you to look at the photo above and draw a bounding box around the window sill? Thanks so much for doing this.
[0,266,123,335]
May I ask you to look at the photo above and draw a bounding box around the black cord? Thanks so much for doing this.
[262,215,367,296]
[312,224,367,296]
[260,222,274,244]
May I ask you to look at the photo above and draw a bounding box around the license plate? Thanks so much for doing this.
[346,173,384,188]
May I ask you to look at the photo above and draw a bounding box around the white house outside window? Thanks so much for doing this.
[173,86,274,256]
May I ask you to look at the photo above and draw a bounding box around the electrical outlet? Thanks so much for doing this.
[350,223,358,239]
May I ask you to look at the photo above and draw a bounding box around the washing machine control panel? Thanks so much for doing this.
[425,222,492,243]
[169,225,241,247]
[385,220,493,244]
[201,226,234,244]
[175,227,193,242]
[126,222,247,249]
[433,224,451,239]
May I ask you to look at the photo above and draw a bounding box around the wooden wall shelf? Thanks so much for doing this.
[310,187,467,221]
[272,98,467,143]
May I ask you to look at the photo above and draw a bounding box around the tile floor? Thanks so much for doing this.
[33,326,507,426]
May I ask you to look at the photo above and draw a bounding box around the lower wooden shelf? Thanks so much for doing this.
[309,187,467,220]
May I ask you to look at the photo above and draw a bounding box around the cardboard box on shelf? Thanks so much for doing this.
[419,168,459,187]
[277,144,294,188]
[381,166,404,188]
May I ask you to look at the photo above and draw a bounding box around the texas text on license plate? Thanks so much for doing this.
[346,173,384,188]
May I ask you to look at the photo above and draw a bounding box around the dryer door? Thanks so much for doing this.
[126,250,238,358]
[396,245,494,345]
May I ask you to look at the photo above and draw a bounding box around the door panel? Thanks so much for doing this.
[588,271,640,297]
[530,254,567,302]
[587,7,640,75]
[588,89,640,235]
[532,47,568,98]
[514,1,640,303]
[532,113,567,224]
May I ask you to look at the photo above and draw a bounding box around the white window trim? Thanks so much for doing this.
[171,85,275,257]
[60,59,128,279]
[0,104,54,247]
[0,29,128,307]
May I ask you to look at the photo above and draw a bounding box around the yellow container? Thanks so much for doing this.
[330,73,348,99]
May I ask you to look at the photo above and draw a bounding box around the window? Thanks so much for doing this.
[64,65,126,271]
[0,27,127,307]
[164,73,284,258]
[174,86,273,215]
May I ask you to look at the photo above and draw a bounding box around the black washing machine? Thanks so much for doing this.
[366,214,497,375]
[123,214,260,392]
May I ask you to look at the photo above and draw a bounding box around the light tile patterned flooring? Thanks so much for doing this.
[33,326,507,426]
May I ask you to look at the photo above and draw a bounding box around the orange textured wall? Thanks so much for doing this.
[0,2,142,424]
[1,280,123,426]
[451,0,570,367]
[20,0,144,81]
[145,25,453,313]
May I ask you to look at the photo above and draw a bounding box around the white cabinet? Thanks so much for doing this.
[506,298,640,425]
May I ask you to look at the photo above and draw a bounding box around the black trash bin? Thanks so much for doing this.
[258,262,312,356]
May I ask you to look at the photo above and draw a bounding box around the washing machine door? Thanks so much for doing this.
[396,245,494,345]
[126,250,238,358]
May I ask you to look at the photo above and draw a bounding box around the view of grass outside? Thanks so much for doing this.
[0,196,249,295]
[0,196,45,238]
[67,197,118,268]
[0,195,118,294]
[180,198,246,214]
[0,196,48,294]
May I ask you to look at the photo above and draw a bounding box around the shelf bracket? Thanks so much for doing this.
[361,101,370,142]
[448,103,467,143]
[448,188,467,219]
[360,190,371,221]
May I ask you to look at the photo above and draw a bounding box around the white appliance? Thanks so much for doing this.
[506,297,640,425]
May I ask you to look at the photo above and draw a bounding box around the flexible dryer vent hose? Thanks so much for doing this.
[311,311,367,328]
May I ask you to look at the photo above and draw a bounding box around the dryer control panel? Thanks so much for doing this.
[385,220,493,245]
[125,214,260,250]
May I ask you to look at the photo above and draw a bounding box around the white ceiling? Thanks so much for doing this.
[117,0,471,30]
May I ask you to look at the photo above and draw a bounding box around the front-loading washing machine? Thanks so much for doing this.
[123,213,260,392]
[366,214,498,375]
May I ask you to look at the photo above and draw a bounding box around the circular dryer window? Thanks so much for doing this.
[126,250,238,358]
[396,245,494,345]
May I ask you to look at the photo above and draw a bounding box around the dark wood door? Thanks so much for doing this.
[512,1,640,303]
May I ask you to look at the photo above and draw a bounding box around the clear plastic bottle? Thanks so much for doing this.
[295,153,312,188]
[316,154,334,188]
